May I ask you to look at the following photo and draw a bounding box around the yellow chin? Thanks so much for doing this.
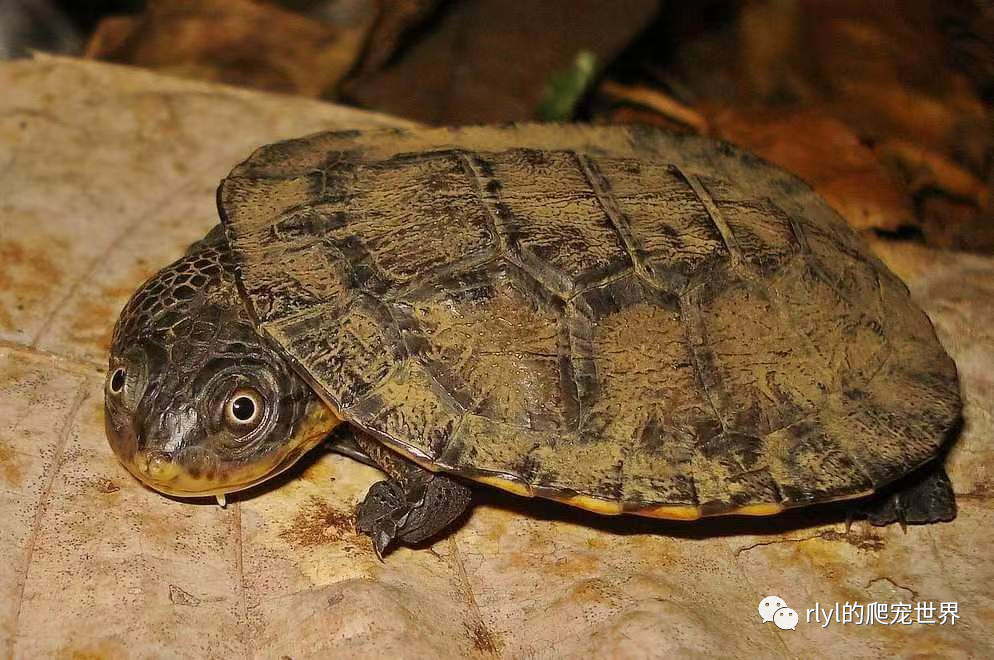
[125,400,342,499]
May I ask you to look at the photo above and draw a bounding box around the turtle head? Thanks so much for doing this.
[104,236,341,499]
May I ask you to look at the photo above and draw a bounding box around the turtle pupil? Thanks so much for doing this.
[231,396,255,422]
[111,369,125,393]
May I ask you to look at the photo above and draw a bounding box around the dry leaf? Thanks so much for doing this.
[874,138,989,208]
[85,0,376,97]
[708,107,915,232]
[354,0,445,75]
[598,81,709,133]
[343,0,659,124]
[627,1,993,250]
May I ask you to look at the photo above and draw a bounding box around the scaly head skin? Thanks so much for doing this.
[104,229,341,499]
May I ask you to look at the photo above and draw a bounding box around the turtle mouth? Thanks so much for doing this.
[119,445,317,499]
[106,401,341,500]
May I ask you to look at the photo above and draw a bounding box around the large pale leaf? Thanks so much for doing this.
[1,56,991,658]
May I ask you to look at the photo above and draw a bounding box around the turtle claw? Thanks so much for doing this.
[355,475,472,558]
[371,529,393,561]
[355,480,408,559]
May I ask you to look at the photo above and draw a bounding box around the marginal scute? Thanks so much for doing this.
[220,124,961,519]
[765,417,874,506]
[231,132,363,179]
[350,360,465,462]
[442,413,554,486]
[267,298,400,410]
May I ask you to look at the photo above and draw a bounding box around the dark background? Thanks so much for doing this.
[3,0,991,251]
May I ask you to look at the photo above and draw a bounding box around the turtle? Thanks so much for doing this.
[104,124,961,557]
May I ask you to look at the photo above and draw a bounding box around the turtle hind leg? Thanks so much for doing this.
[353,436,472,559]
[859,462,957,527]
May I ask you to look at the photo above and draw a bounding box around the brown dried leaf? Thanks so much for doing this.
[597,105,702,135]
[85,0,376,97]
[645,1,994,249]
[708,106,915,232]
[598,81,709,133]
[805,1,991,164]
[918,195,994,253]
[355,0,445,75]
[874,138,989,208]
[343,0,659,124]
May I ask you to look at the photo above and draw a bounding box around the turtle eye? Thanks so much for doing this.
[108,368,126,395]
[225,388,264,431]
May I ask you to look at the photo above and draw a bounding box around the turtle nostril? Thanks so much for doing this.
[146,453,169,479]
[138,451,178,482]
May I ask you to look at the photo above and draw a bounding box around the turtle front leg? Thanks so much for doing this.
[859,460,956,526]
[353,435,472,558]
